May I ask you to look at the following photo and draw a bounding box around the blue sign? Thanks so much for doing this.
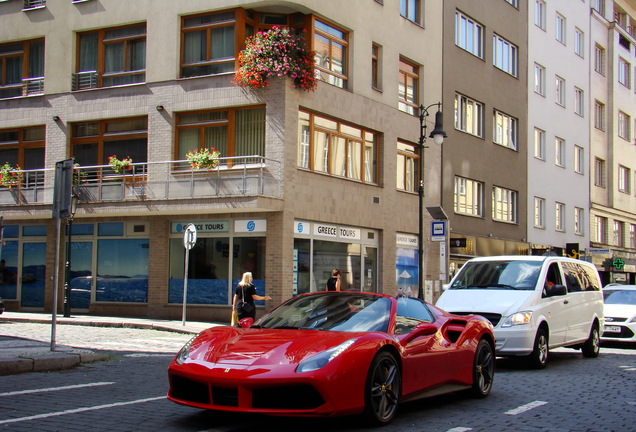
[431,221,446,238]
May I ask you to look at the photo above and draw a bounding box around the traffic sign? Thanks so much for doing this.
[183,223,197,250]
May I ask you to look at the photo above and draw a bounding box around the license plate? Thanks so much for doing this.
[604,325,621,334]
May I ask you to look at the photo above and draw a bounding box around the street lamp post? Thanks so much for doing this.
[63,194,79,317]
[418,102,447,299]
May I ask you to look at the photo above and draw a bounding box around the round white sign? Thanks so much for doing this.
[183,223,197,250]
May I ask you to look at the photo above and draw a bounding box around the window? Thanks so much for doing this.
[618,111,631,141]
[314,19,349,89]
[534,127,546,160]
[371,43,381,90]
[555,137,565,167]
[574,28,584,57]
[455,93,484,137]
[594,157,606,187]
[454,177,483,217]
[575,207,584,235]
[535,0,546,30]
[397,141,419,192]
[455,11,484,58]
[556,13,566,44]
[630,224,636,248]
[594,100,606,130]
[400,0,421,25]
[180,11,238,79]
[594,216,607,243]
[555,202,565,232]
[298,110,378,184]
[534,63,546,96]
[574,145,584,174]
[23,0,46,10]
[613,221,624,247]
[594,45,605,75]
[593,0,605,15]
[504,0,518,7]
[176,106,265,162]
[71,117,148,167]
[0,126,45,186]
[0,39,44,99]
[618,58,631,88]
[555,76,566,106]
[493,110,517,150]
[75,24,146,90]
[492,186,517,223]
[618,165,631,194]
[398,57,419,115]
[574,87,584,116]
[534,197,546,228]
[493,34,518,77]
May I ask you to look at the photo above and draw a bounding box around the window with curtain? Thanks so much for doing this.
[313,18,348,89]
[0,39,44,99]
[397,141,419,192]
[176,106,265,162]
[76,24,146,89]
[454,176,483,217]
[398,57,419,115]
[181,10,238,78]
[297,110,378,184]
[492,186,517,223]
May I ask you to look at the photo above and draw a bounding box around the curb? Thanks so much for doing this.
[0,350,111,376]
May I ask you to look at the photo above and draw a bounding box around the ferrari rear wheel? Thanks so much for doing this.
[364,351,401,425]
[470,339,494,398]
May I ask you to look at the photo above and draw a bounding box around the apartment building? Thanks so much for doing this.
[442,0,529,277]
[527,1,591,258]
[589,0,636,284]
[0,0,445,320]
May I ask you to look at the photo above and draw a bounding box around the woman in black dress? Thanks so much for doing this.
[232,272,271,320]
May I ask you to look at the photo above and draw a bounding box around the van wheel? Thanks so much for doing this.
[581,325,600,358]
[527,328,548,369]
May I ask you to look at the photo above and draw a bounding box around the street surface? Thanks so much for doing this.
[1,321,635,432]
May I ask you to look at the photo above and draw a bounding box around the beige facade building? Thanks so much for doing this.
[0,0,446,320]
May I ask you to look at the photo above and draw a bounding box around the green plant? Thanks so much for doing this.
[73,163,87,185]
[233,26,317,91]
[186,148,221,170]
[108,155,133,174]
[0,162,23,189]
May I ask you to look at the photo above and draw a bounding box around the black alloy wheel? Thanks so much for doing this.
[364,351,401,425]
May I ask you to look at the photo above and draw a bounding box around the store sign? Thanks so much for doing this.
[295,221,310,235]
[172,221,228,234]
[313,223,360,240]
[587,247,611,255]
[235,219,267,233]
[396,233,418,247]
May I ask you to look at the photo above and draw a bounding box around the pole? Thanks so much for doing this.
[51,217,62,351]
[182,247,190,326]
[63,217,73,317]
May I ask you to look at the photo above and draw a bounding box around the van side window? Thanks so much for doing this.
[543,263,563,297]
[561,262,600,292]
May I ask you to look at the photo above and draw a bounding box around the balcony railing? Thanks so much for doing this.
[72,71,98,91]
[0,156,281,206]
[22,77,44,96]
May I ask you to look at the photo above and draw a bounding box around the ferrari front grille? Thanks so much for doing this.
[170,375,210,404]
[253,385,325,410]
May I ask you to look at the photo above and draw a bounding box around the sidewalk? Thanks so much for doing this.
[0,311,218,376]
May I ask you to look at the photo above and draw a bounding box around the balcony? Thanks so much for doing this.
[72,71,98,91]
[22,77,44,96]
[0,156,282,206]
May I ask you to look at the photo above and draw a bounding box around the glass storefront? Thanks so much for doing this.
[293,220,378,295]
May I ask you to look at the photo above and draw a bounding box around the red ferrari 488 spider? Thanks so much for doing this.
[168,291,495,425]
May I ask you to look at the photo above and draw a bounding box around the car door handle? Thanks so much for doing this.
[563,300,569,304]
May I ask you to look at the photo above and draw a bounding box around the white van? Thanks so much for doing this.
[436,256,604,368]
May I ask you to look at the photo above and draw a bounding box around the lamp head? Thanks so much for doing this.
[429,110,447,146]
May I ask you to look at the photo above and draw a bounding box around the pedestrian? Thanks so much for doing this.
[326,269,341,292]
[232,272,271,322]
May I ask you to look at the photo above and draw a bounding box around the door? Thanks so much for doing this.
[539,262,569,346]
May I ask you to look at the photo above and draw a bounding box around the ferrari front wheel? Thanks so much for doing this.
[364,351,401,425]
[470,338,494,398]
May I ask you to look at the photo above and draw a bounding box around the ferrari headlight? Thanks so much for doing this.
[501,311,533,327]
[175,336,197,365]
[296,339,356,373]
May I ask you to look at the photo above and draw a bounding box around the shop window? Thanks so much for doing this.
[96,238,148,303]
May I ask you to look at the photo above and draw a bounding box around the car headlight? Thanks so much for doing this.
[296,339,356,373]
[175,336,197,365]
[501,311,533,327]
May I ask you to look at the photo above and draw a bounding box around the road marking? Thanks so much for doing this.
[0,396,165,425]
[505,400,548,415]
[0,382,114,397]
[447,428,472,432]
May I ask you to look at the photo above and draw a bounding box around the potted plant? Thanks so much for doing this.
[233,26,317,91]
[186,147,221,171]
[108,155,133,174]
[0,162,23,189]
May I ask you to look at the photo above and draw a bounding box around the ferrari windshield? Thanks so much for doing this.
[449,260,542,291]
[255,292,391,332]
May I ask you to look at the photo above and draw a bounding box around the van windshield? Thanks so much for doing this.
[450,261,542,291]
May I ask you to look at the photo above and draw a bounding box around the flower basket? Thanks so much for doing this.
[186,148,221,171]
[108,155,133,174]
[233,26,317,91]
[0,162,23,189]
